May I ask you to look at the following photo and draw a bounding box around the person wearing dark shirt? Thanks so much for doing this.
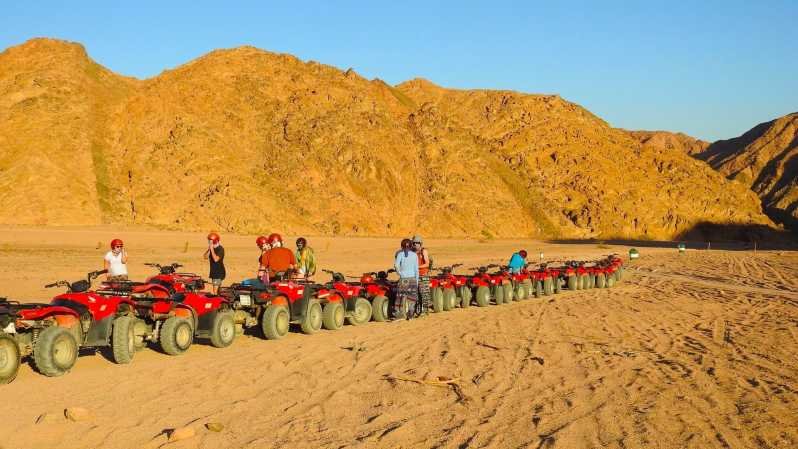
[204,232,226,294]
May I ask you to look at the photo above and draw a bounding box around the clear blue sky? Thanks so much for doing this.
[2,1,796,141]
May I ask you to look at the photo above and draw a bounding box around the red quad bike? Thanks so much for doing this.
[350,271,391,322]
[467,266,505,307]
[219,274,322,340]
[309,269,373,330]
[0,296,82,383]
[521,264,557,298]
[486,264,516,304]
[502,266,531,301]
[430,264,470,310]
[99,276,235,355]
[45,269,152,366]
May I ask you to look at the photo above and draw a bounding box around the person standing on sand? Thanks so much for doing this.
[508,249,528,274]
[104,238,129,281]
[295,237,317,280]
[412,235,432,315]
[204,232,225,294]
[394,238,419,320]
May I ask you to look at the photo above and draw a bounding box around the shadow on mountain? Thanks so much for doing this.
[546,222,797,251]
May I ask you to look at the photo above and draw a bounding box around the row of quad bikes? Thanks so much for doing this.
[0,256,624,384]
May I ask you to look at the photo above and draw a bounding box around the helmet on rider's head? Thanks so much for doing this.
[519,249,528,258]
[256,236,268,248]
[268,233,283,247]
[207,232,220,243]
[401,238,413,250]
[296,237,307,248]
[110,238,124,249]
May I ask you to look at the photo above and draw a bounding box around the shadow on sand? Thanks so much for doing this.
[546,222,797,251]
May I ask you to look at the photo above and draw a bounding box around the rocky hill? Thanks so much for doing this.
[0,38,776,239]
[627,130,709,156]
[693,113,798,231]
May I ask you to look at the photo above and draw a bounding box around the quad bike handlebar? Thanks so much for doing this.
[144,262,183,274]
[44,269,108,292]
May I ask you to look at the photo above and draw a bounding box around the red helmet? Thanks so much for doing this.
[110,238,124,249]
[268,233,283,245]
[256,236,268,247]
[519,249,528,258]
[207,232,220,243]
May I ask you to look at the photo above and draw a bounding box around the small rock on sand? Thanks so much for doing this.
[64,407,91,422]
[169,426,196,442]
[205,422,224,432]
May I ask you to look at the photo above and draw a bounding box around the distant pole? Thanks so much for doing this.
[707,241,711,251]
[754,240,757,253]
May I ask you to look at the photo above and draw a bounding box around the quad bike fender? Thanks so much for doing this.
[18,306,79,322]
[181,294,229,318]
[269,295,288,307]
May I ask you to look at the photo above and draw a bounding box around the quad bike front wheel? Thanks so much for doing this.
[443,289,457,311]
[210,311,236,348]
[606,276,616,288]
[261,305,290,340]
[475,286,490,307]
[595,274,606,288]
[371,295,390,322]
[322,302,345,330]
[0,333,20,384]
[112,315,139,364]
[567,275,577,290]
[160,317,193,356]
[459,286,472,308]
[432,288,445,312]
[301,299,323,334]
[33,326,78,377]
[492,285,504,305]
[347,297,373,326]
[515,283,527,300]
[522,280,533,298]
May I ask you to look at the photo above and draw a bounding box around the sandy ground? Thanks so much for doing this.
[1,226,797,449]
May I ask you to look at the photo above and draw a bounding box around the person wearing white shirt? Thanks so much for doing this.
[104,238,129,280]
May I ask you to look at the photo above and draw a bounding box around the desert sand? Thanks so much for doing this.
[1,226,797,449]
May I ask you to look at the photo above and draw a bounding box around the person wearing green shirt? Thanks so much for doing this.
[295,237,317,280]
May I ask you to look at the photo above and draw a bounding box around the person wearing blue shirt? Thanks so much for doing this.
[393,238,419,319]
[508,249,528,274]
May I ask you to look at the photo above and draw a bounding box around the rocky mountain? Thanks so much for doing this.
[693,113,798,231]
[627,130,709,156]
[0,38,776,239]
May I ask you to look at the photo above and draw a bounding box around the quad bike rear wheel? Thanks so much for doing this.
[347,297,373,326]
[160,317,193,356]
[535,280,544,298]
[492,285,504,305]
[606,276,616,288]
[459,286,472,308]
[544,278,554,296]
[553,277,562,293]
[432,288,444,312]
[261,305,290,340]
[475,286,490,307]
[0,333,20,384]
[301,299,323,334]
[322,302,345,330]
[371,295,390,322]
[33,326,78,377]
[522,280,533,298]
[210,311,236,348]
[112,315,137,364]
[443,289,457,311]
[503,284,514,303]
[595,274,606,288]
